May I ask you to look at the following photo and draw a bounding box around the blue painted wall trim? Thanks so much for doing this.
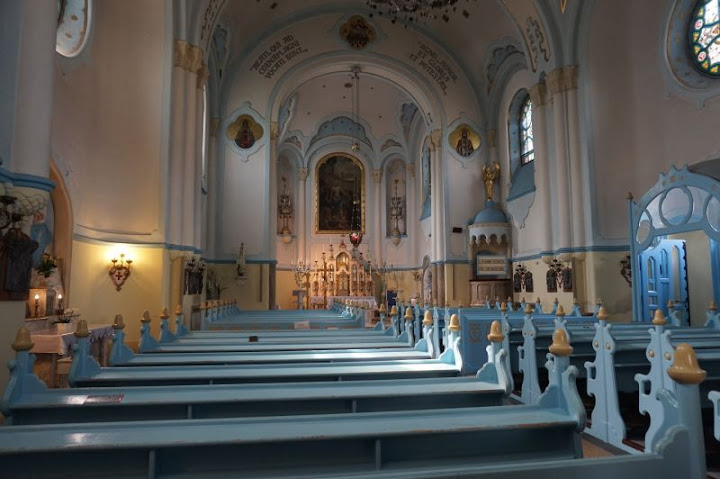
[206,258,278,265]
[0,167,55,192]
[73,234,203,255]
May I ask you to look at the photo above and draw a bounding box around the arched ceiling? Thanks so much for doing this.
[211,0,524,126]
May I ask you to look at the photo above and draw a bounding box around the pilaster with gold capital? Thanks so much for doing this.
[174,40,189,69]
[529,82,547,107]
[298,168,308,182]
[270,121,280,141]
[373,169,382,184]
[429,129,443,152]
[196,63,210,89]
[407,163,415,178]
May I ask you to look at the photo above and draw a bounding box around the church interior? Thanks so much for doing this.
[1,0,720,476]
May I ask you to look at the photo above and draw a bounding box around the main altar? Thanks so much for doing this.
[294,239,376,310]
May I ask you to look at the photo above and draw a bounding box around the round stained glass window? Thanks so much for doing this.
[690,0,720,76]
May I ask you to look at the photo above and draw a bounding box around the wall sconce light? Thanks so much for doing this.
[33,293,40,318]
[109,253,132,291]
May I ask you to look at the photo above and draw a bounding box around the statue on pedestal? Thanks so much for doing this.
[482,161,501,202]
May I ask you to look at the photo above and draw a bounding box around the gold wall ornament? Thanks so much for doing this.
[340,15,376,50]
[448,125,480,158]
[481,161,501,202]
[559,0,569,14]
[109,253,132,291]
[226,115,264,150]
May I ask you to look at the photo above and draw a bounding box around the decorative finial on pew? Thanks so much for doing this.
[487,320,504,342]
[524,303,533,314]
[449,314,461,332]
[379,304,386,313]
[499,302,507,312]
[160,307,169,319]
[11,326,34,351]
[652,309,667,326]
[390,305,398,316]
[709,300,717,311]
[74,319,90,338]
[175,305,183,315]
[668,343,706,384]
[596,298,603,305]
[573,297,578,305]
[141,310,152,324]
[596,307,608,320]
[667,299,674,309]
[549,327,573,357]
[556,305,566,317]
[113,314,125,329]
[404,306,413,320]
[554,298,559,304]
[626,192,634,200]
[423,310,433,326]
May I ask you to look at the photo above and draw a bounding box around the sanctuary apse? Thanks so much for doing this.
[0,0,719,415]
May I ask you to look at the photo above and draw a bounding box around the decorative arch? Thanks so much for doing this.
[49,159,74,301]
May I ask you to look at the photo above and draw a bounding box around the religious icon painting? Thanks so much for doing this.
[448,125,481,158]
[226,115,264,150]
[524,271,534,293]
[340,15,376,50]
[546,269,558,293]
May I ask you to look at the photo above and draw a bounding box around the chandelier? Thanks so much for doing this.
[365,0,475,24]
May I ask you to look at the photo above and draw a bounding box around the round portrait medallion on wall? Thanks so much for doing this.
[226,115,264,150]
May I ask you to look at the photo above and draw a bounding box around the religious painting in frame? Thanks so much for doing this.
[315,153,365,234]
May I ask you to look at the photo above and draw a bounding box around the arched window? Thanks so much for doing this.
[519,96,534,164]
[506,89,535,202]
[690,0,720,76]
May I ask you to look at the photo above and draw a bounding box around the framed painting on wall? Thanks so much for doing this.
[315,154,365,234]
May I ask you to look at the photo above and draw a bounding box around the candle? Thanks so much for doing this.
[34,293,39,301]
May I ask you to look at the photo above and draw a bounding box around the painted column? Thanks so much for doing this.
[563,66,585,248]
[429,129,443,262]
[373,169,382,264]
[207,119,220,256]
[269,121,279,260]
[168,40,189,244]
[194,65,209,249]
[297,167,308,262]
[406,163,416,263]
[9,0,56,177]
[547,68,571,251]
[529,81,552,253]
[181,46,202,248]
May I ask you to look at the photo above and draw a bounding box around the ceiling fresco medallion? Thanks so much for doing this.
[340,15,376,50]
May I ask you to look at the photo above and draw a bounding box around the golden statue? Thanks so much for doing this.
[482,161,501,202]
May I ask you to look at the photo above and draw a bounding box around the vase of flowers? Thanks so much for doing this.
[36,253,58,279]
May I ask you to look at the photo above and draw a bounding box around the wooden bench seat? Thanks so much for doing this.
[5,376,507,425]
[0,405,583,478]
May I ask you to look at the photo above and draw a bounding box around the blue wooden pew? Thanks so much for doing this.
[1,321,511,425]
[0,327,709,478]
[69,315,464,387]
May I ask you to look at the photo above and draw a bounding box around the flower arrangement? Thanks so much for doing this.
[36,253,58,278]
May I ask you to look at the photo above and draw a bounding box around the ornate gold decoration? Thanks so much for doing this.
[549,328,573,356]
[74,320,90,338]
[340,15,376,50]
[174,40,189,68]
[270,121,279,141]
[12,327,33,351]
[448,313,461,332]
[109,253,132,291]
[481,161,501,202]
[430,129,443,152]
[547,66,579,95]
[668,343,706,384]
[529,81,547,106]
[373,169,382,184]
[112,314,125,330]
[559,0,569,14]
[298,167,308,182]
[487,320,504,342]
[652,309,667,326]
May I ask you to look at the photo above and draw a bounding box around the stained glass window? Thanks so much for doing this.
[690,0,720,76]
[520,96,534,164]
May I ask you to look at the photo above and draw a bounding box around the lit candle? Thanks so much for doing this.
[34,293,39,301]
[57,293,63,310]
